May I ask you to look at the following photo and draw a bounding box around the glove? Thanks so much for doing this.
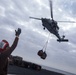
[15,28,21,36]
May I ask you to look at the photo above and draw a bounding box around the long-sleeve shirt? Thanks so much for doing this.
[0,36,19,75]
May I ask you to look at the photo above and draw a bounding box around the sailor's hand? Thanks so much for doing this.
[15,28,21,36]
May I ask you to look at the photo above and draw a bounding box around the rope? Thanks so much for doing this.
[42,33,50,52]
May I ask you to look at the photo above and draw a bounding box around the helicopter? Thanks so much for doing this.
[29,0,76,42]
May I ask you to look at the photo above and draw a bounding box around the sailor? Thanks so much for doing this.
[0,28,21,75]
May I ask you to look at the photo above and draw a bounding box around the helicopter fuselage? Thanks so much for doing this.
[41,18,61,39]
[29,0,69,42]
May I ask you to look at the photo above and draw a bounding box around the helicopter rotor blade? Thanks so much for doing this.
[57,21,76,23]
[29,17,41,20]
[49,0,53,20]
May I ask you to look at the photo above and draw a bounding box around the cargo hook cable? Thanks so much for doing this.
[42,33,50,52]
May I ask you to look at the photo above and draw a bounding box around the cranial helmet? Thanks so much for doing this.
[0,40,9,52]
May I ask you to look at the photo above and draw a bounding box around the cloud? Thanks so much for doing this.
[0,0,76,74]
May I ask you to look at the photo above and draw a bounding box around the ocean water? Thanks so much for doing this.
[42,66,76,75]
[7,74,22,75]
[8,65,76,75]
[8,74,16,75]
[8,74,15,75]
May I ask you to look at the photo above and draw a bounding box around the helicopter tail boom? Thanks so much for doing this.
[29,17,41,20]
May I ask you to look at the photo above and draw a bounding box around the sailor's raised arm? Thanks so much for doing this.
[1,28,21,58]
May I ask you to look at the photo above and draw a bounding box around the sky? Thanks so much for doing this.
[0,0,76,74]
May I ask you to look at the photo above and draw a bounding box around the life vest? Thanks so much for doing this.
[0,40,9,52]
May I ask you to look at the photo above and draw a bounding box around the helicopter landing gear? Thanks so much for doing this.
[43,27,45,30]
[62,35,65,39]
